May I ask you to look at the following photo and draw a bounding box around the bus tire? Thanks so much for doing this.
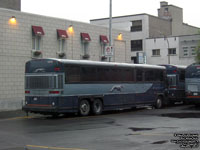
[79,99,90,116]
[92,99,103,115]
[155,96,163,109]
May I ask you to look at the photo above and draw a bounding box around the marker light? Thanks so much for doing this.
[49,91,60,94]
[25,91,30,94]
[54,67,60,71]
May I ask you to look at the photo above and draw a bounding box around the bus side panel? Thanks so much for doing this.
[58,96,78,113]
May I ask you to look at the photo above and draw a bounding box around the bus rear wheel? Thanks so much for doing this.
[155,96,163,109]
[79,99,90,116]
[92,99,103,115]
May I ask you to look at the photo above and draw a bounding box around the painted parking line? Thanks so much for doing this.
[5,116,35,120]
[26,145,88,150]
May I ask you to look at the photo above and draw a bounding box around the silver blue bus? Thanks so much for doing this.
[185,63,200,106]
[22,58,167,116]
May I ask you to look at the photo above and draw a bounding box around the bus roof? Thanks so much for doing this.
[160,64,187,70]
[43,58,166,70]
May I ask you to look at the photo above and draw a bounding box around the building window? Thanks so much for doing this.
[57,29,68,58]
[100,35,109,60]
[131,20,142,32]
[58,39,65,52]
[152,49,160,56]
[191,46,196,56]
[168,48,176,55]
[32,36,41,50]
[32,26,44,51]
[164,7,168,12]
[183,47,189,57]
[131,40,143,51]
[81,33,91,59]
[83,42,89,55]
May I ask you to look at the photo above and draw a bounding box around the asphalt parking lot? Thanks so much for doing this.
[0,104,200,150]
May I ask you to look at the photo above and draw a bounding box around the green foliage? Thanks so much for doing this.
[195,41,200,63]
[195,30,200,63]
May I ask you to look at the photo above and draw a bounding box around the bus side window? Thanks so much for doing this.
[81,66,97,82]
[144,69,154,81]
[65,65,80,83]
[136,69,143,82]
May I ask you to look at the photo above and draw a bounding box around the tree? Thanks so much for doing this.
[195,41,200,63]
[195,31,200,63]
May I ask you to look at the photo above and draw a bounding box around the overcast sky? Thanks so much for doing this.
[22,0,200,27]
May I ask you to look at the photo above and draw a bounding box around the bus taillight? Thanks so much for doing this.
[169,86,177,89]
[49,91,60,94]
[25,91,30,94]
[54,67,60,71]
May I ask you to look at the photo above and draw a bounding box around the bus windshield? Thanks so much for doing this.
[186,65,200,78]
[25,59,62,73]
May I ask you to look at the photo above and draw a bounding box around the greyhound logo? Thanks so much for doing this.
[110,85,124,92]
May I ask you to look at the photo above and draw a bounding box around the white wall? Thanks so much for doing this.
[145,36,198,66]
[145,37,179,65]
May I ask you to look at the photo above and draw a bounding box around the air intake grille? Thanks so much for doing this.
[25,76,56,89]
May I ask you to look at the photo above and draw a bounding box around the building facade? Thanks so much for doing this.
[91,1,200,64]
[0,8,130,111]
[145,34,200,66]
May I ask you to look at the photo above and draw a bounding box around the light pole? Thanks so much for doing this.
[158,31,170,64]
[109,0,112,62]
[165,37,170,64]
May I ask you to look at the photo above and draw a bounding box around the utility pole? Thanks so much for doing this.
[109,0,112,62]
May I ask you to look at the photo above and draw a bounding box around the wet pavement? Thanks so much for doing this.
[0,105,200,150]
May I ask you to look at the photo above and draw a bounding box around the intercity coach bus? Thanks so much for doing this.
[160,64,186,104]
[185,63,200,106]
[22,58,167,116]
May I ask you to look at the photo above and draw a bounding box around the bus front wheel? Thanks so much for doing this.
[79,99,90,116]
[92,99,103,115]
[155,96,163,109]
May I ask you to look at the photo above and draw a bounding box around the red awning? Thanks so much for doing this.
[57,29,68,38]
[81,33,91,41]
[32,26,44,36]
[100,35,109,44]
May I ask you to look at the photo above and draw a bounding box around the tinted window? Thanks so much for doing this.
[81,67,97,82]
[65,65,80,83]
[155,70,164,81]
[26,59,61,73]
[136,69,143,81]
[145,70,154,81]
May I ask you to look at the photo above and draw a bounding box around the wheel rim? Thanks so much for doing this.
[94,102,101,113]
[80,101,90,115]
[157,98,162,108]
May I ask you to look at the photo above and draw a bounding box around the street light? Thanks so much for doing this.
[117,33,123,40]
[164,37,170,64]
[9,16,17,25]
[67,25,74,35]
[108,0,112,62]
[158,31,170,64]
